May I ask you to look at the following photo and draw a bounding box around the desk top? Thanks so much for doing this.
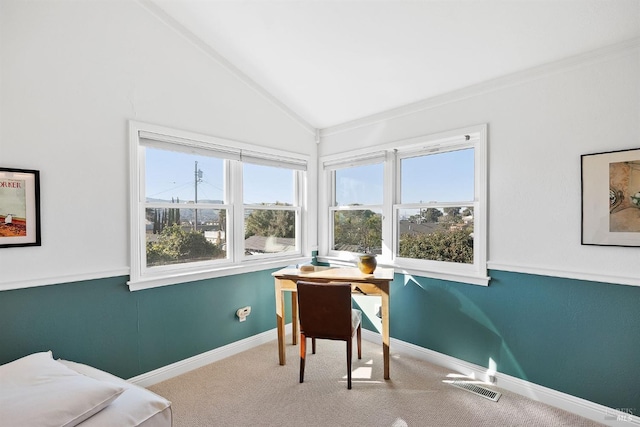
[272,266,394,282]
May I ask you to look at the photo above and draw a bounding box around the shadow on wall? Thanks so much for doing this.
[391,274,528,382]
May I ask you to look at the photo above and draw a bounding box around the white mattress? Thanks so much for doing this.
[59,360,172,427]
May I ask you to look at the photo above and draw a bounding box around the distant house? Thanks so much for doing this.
[244,235,295,254]
[398,220,441,236]
[204,230,225,245]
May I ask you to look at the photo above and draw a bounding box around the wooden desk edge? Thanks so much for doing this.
[272,266,394,282]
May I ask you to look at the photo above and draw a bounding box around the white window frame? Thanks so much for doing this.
[240,160,304,261]
[128,121,309,291]
[319,124,489,286]
[325,153,385,259]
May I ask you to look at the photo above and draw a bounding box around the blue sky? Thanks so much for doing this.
[336,148,474,205]
[400,148,474,203]
[145,148,293,204]
[146,147,474,206]
[146,148,224,202]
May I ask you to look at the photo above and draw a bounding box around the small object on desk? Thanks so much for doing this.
[357,254,377,274]
[299,265,315,272]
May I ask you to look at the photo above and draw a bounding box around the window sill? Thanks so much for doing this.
[316,256,490,286]
[127,256,310,291]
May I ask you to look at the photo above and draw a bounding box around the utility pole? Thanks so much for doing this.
[194,161,203,231]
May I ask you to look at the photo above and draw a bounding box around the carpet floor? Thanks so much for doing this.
[148,336,603,427]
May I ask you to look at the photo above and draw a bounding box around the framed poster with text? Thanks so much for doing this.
[0,167,41,248]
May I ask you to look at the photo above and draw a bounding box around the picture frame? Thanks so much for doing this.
[581,148,640,247]
[0,167,41,248]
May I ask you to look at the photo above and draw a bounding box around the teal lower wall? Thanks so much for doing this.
[0,269,283,379]
[390,270,640,411]
[1,268,637,411]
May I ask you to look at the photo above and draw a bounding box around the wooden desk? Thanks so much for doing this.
[272,266,394,380]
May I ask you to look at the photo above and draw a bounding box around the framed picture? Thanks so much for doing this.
[0,167,41,248]
[581,148,640,246]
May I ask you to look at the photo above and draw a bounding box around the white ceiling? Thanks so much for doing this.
[148,0,640,129]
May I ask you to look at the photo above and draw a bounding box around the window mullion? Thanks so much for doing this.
[295,170,304,254]
[230,160,244,262]
[133,145,145,278]
[382,150,395,262]
[324,171,336,255]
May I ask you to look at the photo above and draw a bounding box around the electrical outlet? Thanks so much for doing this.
[236,306,251,322]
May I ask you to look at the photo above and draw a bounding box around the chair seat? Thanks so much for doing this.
[351,309,362,331]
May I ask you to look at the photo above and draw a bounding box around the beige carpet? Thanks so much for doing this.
[149,336,603,427]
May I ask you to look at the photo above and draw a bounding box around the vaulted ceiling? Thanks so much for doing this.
[147,0,640,129]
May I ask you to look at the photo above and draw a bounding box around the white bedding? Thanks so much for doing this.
[60,360,172,427]
[0,352,172,427]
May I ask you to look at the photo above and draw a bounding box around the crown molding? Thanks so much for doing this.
[321,37,640,138]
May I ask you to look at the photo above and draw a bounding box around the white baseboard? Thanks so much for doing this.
[128,324,292,387]
[129,326,637,427]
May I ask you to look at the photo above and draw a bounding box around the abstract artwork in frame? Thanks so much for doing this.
[0,167,41,248]
[581,148,640,246]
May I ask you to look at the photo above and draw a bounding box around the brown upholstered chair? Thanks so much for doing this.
[296,281,362,389]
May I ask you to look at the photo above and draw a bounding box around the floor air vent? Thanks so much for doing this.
[449,381,501,402]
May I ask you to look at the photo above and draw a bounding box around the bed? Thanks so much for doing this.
[0,351,172,427]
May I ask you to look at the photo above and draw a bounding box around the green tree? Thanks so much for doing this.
[333,209,382,253]
[422,208,443,223]
[244,204,295,239]
[147,224,223,267]
[398,226,473,263]
[443,207,462,223]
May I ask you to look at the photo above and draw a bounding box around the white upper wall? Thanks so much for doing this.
[0,0,316,288]
[1,0,637,288]
[319,43,640,286]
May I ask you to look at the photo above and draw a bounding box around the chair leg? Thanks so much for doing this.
[357,324,362,359]
[312,337,316,354]
[346,340,352,389]
[300,333,306,383]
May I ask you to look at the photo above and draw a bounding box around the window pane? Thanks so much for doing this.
[145,208,227,267]
[333,209,382,254]
[244,209,296,255]
[145,147,224,203]
[335,163,383,206]
[401,148,474,203]
[243,163,294,205]
[397,207,473,263]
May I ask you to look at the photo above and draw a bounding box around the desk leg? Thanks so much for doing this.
[381,284,390,380]
[275,279,286,365]
[291,292,298,345]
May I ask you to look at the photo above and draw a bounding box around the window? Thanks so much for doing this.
[321,125,488,285]
[144,147,229,270]
[243,163,300,258]
[129,122,308,290]
[330,162,383,255]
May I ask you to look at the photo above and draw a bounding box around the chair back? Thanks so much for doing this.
[296,281,353,341]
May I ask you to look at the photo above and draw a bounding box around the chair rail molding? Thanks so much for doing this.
[487,262,638,288]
